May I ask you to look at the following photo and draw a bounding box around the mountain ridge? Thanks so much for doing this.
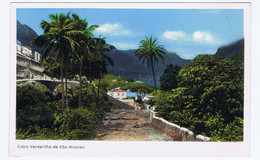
[17,20,44,53]
[106,49,190,86]
[215,38,244,58]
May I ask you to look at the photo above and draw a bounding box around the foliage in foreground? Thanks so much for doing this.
[16,82,111,140]
[153,55,244,141]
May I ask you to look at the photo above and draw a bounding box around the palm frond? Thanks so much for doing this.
[49,13,58,21]
[40,20,50,30]
[72,13,80,21]
[135,36,167,67]
[31,35,49,47]
[40,40,57,60]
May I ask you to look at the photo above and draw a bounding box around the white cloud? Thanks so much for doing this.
[162,30,221,45]
[95,23,132,36]
[162,31,186,40]
[193,31,214,43]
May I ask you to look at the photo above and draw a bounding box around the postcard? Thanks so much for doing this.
[9,2,251,158]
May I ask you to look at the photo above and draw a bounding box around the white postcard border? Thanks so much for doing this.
[9,2,251,158]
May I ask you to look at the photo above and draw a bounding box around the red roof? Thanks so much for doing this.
[108,89,126,92]
[25,46,32,51]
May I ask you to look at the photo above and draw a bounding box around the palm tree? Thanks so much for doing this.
[90,38,115,108]
[31,12,85,116]
[71,13,99,107]
[135,36,167,89]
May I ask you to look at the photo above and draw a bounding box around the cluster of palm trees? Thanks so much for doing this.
[31,12,114,116]
[31,12,167,117]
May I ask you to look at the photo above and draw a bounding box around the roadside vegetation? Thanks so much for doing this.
[16,81,113,140]
[150,55,244,141]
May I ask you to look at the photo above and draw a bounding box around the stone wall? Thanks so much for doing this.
[17,52,45,79]
[149,111,211,142]
[108,96,135,110]
[17,79,79,92]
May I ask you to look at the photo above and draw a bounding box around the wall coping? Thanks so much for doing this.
[150,110,211,142]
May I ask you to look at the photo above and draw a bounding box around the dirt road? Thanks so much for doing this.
[96,109,174,141]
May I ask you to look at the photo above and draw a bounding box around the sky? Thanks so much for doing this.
[17,8,244,59]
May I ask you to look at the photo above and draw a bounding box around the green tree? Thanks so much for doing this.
[87,38,115,108]
[153,55,244,141]
[126,82,154,99]
[135,36,167,89]
[31,12,86,116]
[159,64,181,91]
[179,55,243,137]
[71,13,99,107]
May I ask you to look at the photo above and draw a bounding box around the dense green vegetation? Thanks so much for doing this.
[152,55,244,141]
[16,81,112,140]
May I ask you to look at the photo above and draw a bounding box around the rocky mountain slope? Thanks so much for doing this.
[106,49,190,86]
[17,20,44,52]
[215,38,244,59]
[17,21,243,86]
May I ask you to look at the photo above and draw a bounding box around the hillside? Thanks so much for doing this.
[17,20,44,52]
[106,49,190,86]
[215,38,244,59]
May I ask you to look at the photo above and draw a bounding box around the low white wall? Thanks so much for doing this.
[149,111,210,142]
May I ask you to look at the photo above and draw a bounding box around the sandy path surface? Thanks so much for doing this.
[96,109,174,141]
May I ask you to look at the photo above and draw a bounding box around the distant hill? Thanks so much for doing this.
[106,49,190,86]
[215,38,244,59]
[17,20,44,53]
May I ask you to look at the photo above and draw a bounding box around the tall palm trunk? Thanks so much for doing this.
[60,55,65,116]
[79,62,82,107]
[151,64,157,89]
[96,77,101,108]
[65,63,68,111]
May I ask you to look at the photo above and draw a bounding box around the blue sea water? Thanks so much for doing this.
[126,89,136,97]
[126,89,148,98]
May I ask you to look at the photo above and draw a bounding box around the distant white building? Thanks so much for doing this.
[107,87,127,100]
[16,43,41,62]
[23,46,33,57]
[16,43,46,79]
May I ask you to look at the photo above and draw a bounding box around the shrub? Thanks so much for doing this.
[210,117,243,141]
[16,83,55,130]
[59,108,99,140]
